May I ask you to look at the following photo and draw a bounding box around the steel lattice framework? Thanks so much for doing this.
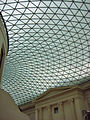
[0,0,90,105]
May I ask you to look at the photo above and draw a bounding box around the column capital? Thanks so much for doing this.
[59,101,64,105]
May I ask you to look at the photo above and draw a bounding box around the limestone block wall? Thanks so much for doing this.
[20,81,90,120]
[34,88,85,120]
[20,102,35,120]
[0,13,9,83]
[0,13,8,55]
[81,81,90,111]
[84,89,90,110]
[0,90,29,120]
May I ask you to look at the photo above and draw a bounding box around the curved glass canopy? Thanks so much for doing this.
[0,0,90,105]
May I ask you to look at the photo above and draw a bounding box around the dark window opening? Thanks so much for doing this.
[54,107,58,114]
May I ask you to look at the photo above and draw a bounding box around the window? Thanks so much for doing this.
[54,107,58,114]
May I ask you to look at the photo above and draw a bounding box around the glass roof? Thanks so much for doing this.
[0,0,90,105]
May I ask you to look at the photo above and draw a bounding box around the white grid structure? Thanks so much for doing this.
[0,0,90,105]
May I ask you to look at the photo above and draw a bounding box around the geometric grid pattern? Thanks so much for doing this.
[0,0,90,105]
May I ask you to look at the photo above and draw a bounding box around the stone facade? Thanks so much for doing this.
[20,81,90,120]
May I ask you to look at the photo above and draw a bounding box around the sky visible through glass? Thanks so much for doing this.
[0,0,90,105]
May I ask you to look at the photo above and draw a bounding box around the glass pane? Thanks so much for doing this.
[0,0,90,105]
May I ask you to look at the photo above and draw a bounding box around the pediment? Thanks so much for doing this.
[36,86,71,101]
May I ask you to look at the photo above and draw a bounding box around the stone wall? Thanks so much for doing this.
[0,13,8,83]
[20,81,90,120]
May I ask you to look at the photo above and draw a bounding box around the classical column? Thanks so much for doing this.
[74,97,82,120]
[47,105,52,120]
[70,98,77,120]
[39,108,43,120]
[59,102,65,120]
[35,108,38,120]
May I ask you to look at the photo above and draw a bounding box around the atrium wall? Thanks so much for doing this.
[0,13,8,83]
[0,90,29,120]
[20,81,90,120]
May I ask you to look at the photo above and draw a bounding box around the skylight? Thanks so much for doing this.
[0,0,90,105]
